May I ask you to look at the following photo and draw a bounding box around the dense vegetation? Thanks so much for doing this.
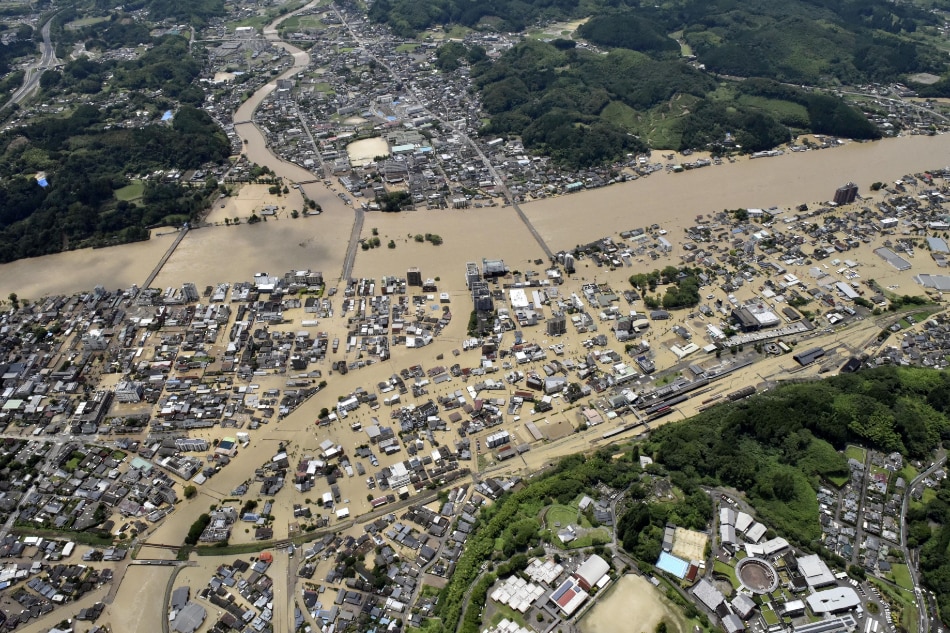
[629,266,704,310]
[373,0,941,85]
[0,102,229,262]
[434,451,642,633]
[646,367,950,543]
[41,36,204,105]
[120,0,223,27]
[0,33,227,262]
[576,11,678,55]
[0,24,36,76]
[368,0,583,37]
[385,0,935,165]
[465,39,877,165]
[913,481,950,620]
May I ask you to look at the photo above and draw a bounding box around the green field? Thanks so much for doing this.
[845,445,867,463]
[545,503,579,528]
[64,15,110,29]
[115,180,145,202]
[713,559,739,589]
[870,576,918,633]
[762,607,780,625]
[487,602,527,628]
[912,486,938,511]
[395,42,420,53]
[736,94,810,126]
[827,472,849,488]
[890,564,915,593]
[668,30,693,57]
[280,14,326,30]
[564,528,611,549]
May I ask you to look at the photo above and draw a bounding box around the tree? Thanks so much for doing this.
[183,485,197,499]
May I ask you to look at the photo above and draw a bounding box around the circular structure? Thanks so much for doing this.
[735,557,779,594]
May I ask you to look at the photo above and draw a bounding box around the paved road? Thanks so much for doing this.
[5,16,59,110]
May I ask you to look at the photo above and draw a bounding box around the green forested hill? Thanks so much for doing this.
[465,39,878,166]
[0,103,229,262]
[646,367,950,541]
[0,35,229,262]
[413,0,929,165]
[373,0,942,87]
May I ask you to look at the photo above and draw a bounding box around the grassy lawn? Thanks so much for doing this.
[115,180,144,202]
[545,503,578,528]
[668,30,693,56]
[713,560,739,589]
[761,607,780,625]
[899,463,919,484]
[736,94,809,124]
[313,82,335,94]
[912,486,937,511]
[563,528,611,549]
[844,445,867,463]
[407,617,443,633]
[889,564,915,593]
[870,576,918,633]
[287,15,326,29]
[395,42,420,53]
[65,15,109,29]
[827,473,849,488]
[488,602,527,628]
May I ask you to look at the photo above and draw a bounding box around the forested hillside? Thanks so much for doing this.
[0,102,228,262]
[464,40,878,166]
[378,0,943,164]
[0,33,230,262]
[645,367,950,542]
[373,0,942,86]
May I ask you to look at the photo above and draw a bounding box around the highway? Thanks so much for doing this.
[4,16,59,110]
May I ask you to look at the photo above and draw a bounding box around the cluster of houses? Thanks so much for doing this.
[0,536,114,629]
[819,449,916,575]
[0,436,180,542]
[173,555,279,633]
[293,478,533,632]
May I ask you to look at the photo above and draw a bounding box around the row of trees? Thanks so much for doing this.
[630,266,703,310]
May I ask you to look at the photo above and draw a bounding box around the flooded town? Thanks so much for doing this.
[3,1,950,633]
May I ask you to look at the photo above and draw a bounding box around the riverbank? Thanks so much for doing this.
[2,132,949,301]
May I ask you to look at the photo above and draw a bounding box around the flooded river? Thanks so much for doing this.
[3,3,950,301]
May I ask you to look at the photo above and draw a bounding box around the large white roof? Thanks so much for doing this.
[575,554,610,587]
[798,554,836,588]
[806,587,861,613]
